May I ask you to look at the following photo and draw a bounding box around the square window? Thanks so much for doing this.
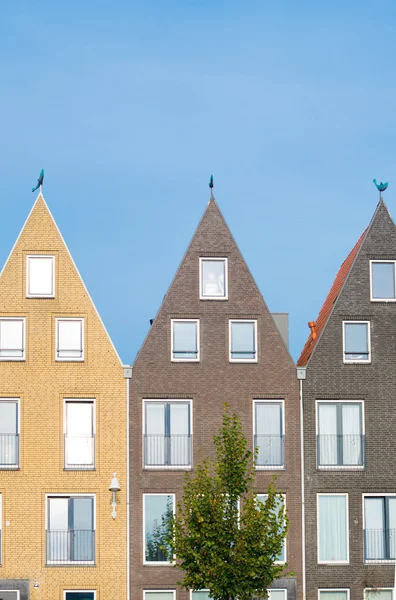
[319,591,349,600]
[229,320,257,362]
[317,494,348,563]
[171,319,199,361]
[343,321,370,363]
[143,494,175,563]
[257,494,286,562]
[371,261,396,300]
[0,318,25,360]
[317,401,364,468]
[0,399,19,468]
[47,495,95,564]
[254,401,284,468]
[56,318,84,361]
[26,255,55,297]
[64,400,95,469]
[200,258,228,299]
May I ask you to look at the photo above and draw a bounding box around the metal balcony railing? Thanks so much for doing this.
[364,528,396,562]
[254,434,285,467]
[0,434,19,467]
[64,435,95,469]
[46,530,95,563]
[144,434,192,467]
[317,434,365,467]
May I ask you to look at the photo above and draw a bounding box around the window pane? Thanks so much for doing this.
[28,256,54,295]
[366,591,392,600]
[372,262,395,299]
[65,594,95,600]
[257,495,285,561]
[145,593,174,600]
[341,404,362,465]
[173,321,198,359]
[58,320,83,358]
[255,403,283,466]
[0,593,20,600]
[144,495,174,562]
[0,401,18,466]
[318,404,338,465]
[269,590,287,600]
[365,497,385,560]
[344,323,368,358]
[0,319,24,357]
[201,260,226,297]
[0,402,17,434]
[319,593,348,600]
[318,495,348,561]
[65,402,94,468]
[145,403,166,465]
[192,592,211,600]
[170,403,190,465]
[231,322,255,359]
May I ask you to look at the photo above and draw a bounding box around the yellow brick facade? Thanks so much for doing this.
[0,195,127,599]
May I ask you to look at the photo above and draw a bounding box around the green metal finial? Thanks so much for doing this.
[32,169,44,193]
[373,178,388,197]
[209,174,214,197]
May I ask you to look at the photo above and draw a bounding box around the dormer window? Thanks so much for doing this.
[370,260,396,301]
[26,255,55,298]
[56,318,84,361]
[200,258,228,299]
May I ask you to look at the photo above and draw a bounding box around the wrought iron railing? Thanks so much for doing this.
[64,435,95,469]
[0,434,19,467]
[46,530,95,563]
[364,528,396,561]
[144,434,192,467]
[254,434,285,467]
[317,434,365,467]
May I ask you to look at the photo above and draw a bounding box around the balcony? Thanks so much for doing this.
[254,435,285,468]
[64,435,95,470]
[0,434,19,468]
[144,434,192,467]
[317,434,365,467]
[364,529,396,562]
[46,530,95,564]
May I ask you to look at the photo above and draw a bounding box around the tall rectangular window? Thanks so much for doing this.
[257,494,286,563]
[200,258,228,299]
[371,260,396,301]
[254,401,284,468]
[364,496,396,561]
[144,401,191,467]
[26,255,55,297]
[317,402,364,467]
[319,591,349,600]
[343,321,370,363]
[56,318,84,361]
[64,400,95,469]
[318,494,348,563]
[46,495,95,564]
[171,319,200,361]
[229,320,257,362]
[0,399,19,468]
[143,494,175,563]
[0,318,25,360]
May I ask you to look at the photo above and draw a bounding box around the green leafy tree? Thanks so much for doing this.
[166,407,288,600]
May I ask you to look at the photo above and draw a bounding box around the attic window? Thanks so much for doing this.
[56,318,84,361]
[26,255,55,298]
[343,321,370,363]
[200,258,228,299]
[370,260,396,301]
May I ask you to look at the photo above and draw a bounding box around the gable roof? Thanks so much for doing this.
[297,228,367,366]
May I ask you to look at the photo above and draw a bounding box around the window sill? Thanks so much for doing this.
[364,560,395,564]
[144,465,192,471]
[317,561,349,565]
[343,360,371,365]
[317,465,365,470]
[0,358,25,362]
[0,465,19,470]
[256,466,285,471]
[143,562,175,567]
[46,561,95,567]
[64,467,96,471]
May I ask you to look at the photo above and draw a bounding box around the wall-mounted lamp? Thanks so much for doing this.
[109,472,121,519]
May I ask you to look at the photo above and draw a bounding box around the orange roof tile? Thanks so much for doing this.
[297,229,367,366]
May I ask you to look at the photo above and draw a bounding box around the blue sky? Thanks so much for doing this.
[1,0,396,364]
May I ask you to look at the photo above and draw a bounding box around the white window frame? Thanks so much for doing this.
[190,590,211,600]
[0,398,20,469]
[143,493,176,565]
[362,493,396,564]
[142,399,193,470]
[45,493,96,566]
[318,590,350,600]
[63,399,96,470]
[171,319,200,362]
[0,592,20,600]
[370,260,396,302]
[144,591,176,600]
[315,400,365,470]
[199,257,228,300]
[229,319,258,363]
[257,493,286,564]
[317,493,349,564]
[342,321,371,364]
[56,318,85,362]
[364,589,394,599]
[26,254,55,298]
[253,399,285,470]
[64,593,96,600]
[0,317,26,361]
[268,590,287,600]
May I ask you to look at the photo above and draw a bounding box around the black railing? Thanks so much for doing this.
[317,434,365,467]
[254,435,285,467]
[0,434,19,467]
[144,434,192,466]
[46,530,95,563]
[364,528,396,561]
[64,435,95,469]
